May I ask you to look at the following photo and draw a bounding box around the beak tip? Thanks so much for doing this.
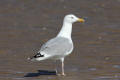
[78,18,85,23]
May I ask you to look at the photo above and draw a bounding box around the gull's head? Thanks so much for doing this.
[64,14,85,23]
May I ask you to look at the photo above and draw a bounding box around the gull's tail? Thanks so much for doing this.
[28,52,51,61]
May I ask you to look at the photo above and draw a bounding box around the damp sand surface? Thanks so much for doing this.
[0,0,120,80]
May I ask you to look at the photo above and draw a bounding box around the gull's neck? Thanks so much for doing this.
[57,21,72,39]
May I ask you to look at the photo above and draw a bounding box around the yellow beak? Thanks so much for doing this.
[78,18,85,23]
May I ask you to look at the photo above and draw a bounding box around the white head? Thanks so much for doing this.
[63,14,85,23]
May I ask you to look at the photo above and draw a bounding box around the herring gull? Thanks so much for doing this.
[28,14,85,76]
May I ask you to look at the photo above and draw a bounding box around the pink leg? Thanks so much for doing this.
[61,58,65,76]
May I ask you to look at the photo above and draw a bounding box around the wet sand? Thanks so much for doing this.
[0,0,120,80]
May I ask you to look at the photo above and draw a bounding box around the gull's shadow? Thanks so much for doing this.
[24,70,56,77]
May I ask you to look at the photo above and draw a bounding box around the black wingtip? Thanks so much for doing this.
[28,52,44,61]
[33,52,44,58]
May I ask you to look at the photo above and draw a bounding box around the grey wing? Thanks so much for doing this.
[39,37,73,56]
